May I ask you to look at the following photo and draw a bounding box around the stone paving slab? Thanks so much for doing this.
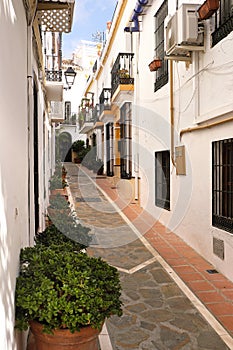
[65,163,231,350]
[106,262,229,350]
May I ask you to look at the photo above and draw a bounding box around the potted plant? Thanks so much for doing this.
[15,246,122,349]
[47,193,71,218]
[48,194,70,210]
[35,221,91,252]
[49,175,63,191]
[46,205,91,248]
[72,140,86,163]
[118,68,130,78]
[148,58,162,72]
[198,0,219,20]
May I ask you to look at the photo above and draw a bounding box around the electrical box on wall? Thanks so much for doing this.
[175,145,186,175]
[165,3,204,57]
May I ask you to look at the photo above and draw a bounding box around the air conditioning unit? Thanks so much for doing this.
[165,4,204,57]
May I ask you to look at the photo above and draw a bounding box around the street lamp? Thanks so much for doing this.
[64,66,76,90]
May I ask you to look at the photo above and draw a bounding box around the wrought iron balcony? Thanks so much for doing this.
[45,69,62,82]
[111,53,134,96]
[99,88,112,116]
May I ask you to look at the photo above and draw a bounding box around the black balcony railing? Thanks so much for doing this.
[99,88,112,115]
[45,69,62,82]
[111,53,134,96]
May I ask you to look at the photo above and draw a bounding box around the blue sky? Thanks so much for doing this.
[63,0,117,58]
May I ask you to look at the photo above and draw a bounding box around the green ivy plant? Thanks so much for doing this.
[15,248,123,334]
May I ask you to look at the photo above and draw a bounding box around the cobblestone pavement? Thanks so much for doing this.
[65,163,232,350]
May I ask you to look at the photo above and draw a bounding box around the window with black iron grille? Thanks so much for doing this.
[155,150,170,210]
[65,101,71,121]
[154,0,168,92]
[212,0,233,47]
[212,138,233,233]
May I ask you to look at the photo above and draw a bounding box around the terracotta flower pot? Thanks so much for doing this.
[198,0,219,20]
[148,58,162,72]
[29,321,101,350]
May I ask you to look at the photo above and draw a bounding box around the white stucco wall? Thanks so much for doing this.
[0,1,28,348]
[135,0,233,281]
[0,1,54,348]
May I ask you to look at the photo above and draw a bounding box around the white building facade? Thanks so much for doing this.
[82,0,233,282]
[0,0,74,348]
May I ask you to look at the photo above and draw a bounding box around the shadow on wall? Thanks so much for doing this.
[0,169,26,349]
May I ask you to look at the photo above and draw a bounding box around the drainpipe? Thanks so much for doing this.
[170,60,176,167]
[27,2,38,245]
[134,32,140,201]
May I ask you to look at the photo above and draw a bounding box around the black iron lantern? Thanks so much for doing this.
[64,66,76,89]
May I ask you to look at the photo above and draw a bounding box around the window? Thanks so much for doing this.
[212,139,233,233]
[155,151,170,210]
[120,102,132,179]
[212,0,233,47]
[154,0,168,92]
[65,101,71,121]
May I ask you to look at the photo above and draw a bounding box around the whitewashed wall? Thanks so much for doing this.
[0,1,29,348]
[136,0,233,281]
[0,1,53,348]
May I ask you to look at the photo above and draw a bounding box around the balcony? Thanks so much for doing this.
[111,53,134,99]
[78,106,94,134]
[99,88,114,123]
[61,113,77,126]
[92,104,103,128]
[45,69,62,82]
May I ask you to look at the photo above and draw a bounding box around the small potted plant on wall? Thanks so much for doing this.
[198,0,219,20]
[15,244,123,349]
[148,58,162,72]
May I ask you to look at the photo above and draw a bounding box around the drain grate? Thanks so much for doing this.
[206,269,219,274]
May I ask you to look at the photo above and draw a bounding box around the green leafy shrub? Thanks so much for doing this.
[72,140,85,154]
[49,175,63,190]
[49,194,70,210]
[15,249,123,334]
[35,221,90,251]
